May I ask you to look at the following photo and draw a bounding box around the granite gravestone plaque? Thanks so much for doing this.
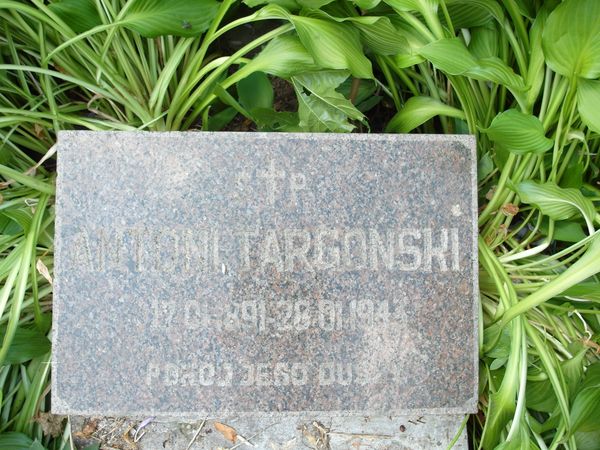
[52,131,478,417]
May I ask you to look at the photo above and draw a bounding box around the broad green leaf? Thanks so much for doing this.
[468,24,499,59]
[353,0,381,9]
[205,107,238,131]
[420,38,525,95]
[483,109,552,155]
[383,0,438,13]
[0,432,45,450]
[561,153,584,189]
[252,7,373,78]
[251,108,301,131]
[570,363,600,433]
[245,34,319,78]
[419,38,477,75]
[540,219,586,244]
[477,152,494,181]
[576,430,600,450]
[307,11,409,56]
[526,10,548,109]
[121,0,220,37]
[292,71,364,132]
[495,418,536,450]
[563,347,588,397]
[542,0,600,79]
[0,326,51,364]
[291,16,373,78]
[48,0,102,33]
[562,282,600,302]
[445,0,504,23]
[469,57,525,92]
[388,19,428,67]
[577,79,600,134]
[338,78,380,113]
[297,0,336,7]
[244,0,300,8]
[526,378,557,412]
[342,17,409,56]
[481,318,522,449]
[237,72,274,112]
[443,0,502,28]
[1,209,33,233]
[515,181,597,231]
[385,96,465,133]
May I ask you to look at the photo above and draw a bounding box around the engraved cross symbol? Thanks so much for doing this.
[258,159,285,205]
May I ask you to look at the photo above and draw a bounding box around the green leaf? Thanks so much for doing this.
[542,0,600,79]
[515,180,597,232]
[251,108,301,131]
[540,219,586,244]
[445,0,504,23]
[297,0,336,7]
[489,357,506,370]
[526,10,548,109]
[307,10,408,56]
[252,6,373,77]
[443,0,503,28]
[576,430,600,450]
[247,34,319,78]
[419,38,477,74]
[477,152,494,182]
[340,16,409,56]
[0,164,55,195]
[48,0,102,33]
[244,0,301,8]
[469,24,499,59]
[562,282,600,302]
[0,326,51,364]
[577,79,600,134]
[486,326,511,359]
[290,15,373,78]
[121,0,220,37]
[560,153,584,189]
[526,378,557,412]
[383,0,438,13]
[570,363,600,433]
[563,347,588,398]
[205,107,238,131]
[292,71,364,132]
[1,209,33,233]
[237,72,274,112]
[0,432,46,450]
[468,57,526,92]
[483,109,552,155]
[494,417,536,450]
[352,0,381,9]
[385,96,465,133]
[420,38,525,95]
[83,445,101,450]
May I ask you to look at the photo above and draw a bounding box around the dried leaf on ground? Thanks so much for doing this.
[214,422,238,443]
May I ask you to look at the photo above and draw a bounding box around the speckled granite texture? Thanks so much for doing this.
[52,132,478,417]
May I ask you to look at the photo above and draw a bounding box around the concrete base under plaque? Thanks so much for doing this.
[70,413,467,449]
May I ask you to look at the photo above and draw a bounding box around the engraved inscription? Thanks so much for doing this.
[146,361,377,387]
[151,298,394,333]
[71,227,460,273]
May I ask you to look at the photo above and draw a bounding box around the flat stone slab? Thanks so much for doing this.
[53,131,478,417]
[70,414,468,449]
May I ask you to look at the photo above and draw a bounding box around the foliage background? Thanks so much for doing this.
[0,0,599,448]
